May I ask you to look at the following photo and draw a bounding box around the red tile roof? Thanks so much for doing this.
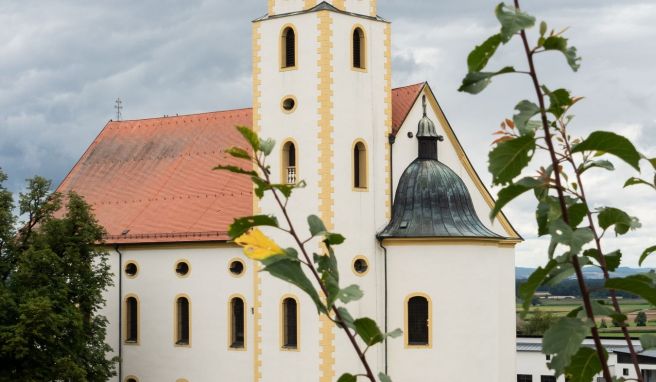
[58,84,425,244]
[57,109,253,244]
[392,82,425,136]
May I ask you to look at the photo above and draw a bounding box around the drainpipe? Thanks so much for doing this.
[114,245,123,382]
[388,133,396,210]
[377,238,389,375]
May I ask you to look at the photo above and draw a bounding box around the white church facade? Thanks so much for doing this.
[57,1,521,381]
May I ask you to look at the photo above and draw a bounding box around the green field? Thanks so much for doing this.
[517,299,656,337]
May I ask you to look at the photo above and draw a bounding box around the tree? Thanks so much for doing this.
[635,312,647,327]
[521,310,557,335]
[599,319,608,329]
[0,170,116,381]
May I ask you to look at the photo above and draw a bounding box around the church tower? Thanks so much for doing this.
[252,1,391,381]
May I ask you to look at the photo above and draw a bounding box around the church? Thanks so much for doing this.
[56,1,521,381]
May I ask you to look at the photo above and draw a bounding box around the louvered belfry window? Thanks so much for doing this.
[353,27,364,68]
[231,297,245,348]
[282,298,298,348]
[176,297,190,345]
[283,27,296,68]
[407,296,429,345]
[126,297,138,342]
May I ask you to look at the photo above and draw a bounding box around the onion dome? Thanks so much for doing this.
[378,96,501,239]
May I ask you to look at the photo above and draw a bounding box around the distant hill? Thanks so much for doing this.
[516,267,654,280]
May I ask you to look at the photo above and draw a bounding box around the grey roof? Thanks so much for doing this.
[517,342,652,357]
[378,158,502,239]
[253,1,389,23]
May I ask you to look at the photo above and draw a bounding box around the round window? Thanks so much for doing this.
[125,262,138,277]
[353,257,369,275]
[229,259,245,276]
[175,261,190,277]
[282,97,296,112]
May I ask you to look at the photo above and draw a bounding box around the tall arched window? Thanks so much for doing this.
[352,27,365,69]
[281,297,298,349]
[175,296,190,346]
[282,141,297,184]
[281,26,296,69]
[353,141,367,189]
[125,296,139,343]
[230,297,245,349]
[406,294,431,347]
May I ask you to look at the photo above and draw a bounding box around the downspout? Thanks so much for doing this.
[377,238,389,375]
[114,245,123,382]
[388,133,396,211]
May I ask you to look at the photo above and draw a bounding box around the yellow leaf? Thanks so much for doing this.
[235,228,284,261]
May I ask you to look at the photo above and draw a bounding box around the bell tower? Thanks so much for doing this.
[252,1,391,381]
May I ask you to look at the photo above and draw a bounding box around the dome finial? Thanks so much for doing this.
[422,95,427,117]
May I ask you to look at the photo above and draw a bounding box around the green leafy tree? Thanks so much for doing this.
[599,319,607,329]
[458,1,656,381]
[0,170,116,381]
[635,311,647,327]
[215,128,400,382]
[522,310,557,336]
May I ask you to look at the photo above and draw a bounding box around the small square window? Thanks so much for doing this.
[623,368,629,376]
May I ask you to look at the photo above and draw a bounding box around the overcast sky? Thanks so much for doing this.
[1,0,654,267]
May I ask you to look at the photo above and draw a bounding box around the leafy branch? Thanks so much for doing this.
[459,2,656,381]
[215,126,400,382]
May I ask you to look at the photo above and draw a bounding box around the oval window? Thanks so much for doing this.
[125,262,138,277]
[353,257,369,275]
[282,97,296,112]
[175,260,190,277]
[229,259,245,276]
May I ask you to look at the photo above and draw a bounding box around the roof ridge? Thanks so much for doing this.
[110,107,253,124]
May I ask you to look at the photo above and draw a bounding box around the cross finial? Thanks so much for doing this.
[114,98,123,121]
[422,95,427,117]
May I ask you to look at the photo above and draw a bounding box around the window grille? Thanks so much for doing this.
[282,298,298,348]
[126,297,138,342]
[283,142,297,184]
[407,296,429,345]
[176,297,189,345]
[283,28,295,68]
[353,28,364,68]
[540,376,556,382]
[517,375,533,382]
[231,298,245,348]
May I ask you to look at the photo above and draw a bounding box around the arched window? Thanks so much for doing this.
[230,297,245,349]
[282,141,297,184]
[353,141,367,189]
[406,294,431,347]
[125,296,139,343]
[125,377,139,382]
[352,27,365,69]
[175,296,190,346]
[281,26,296,69]
[281,297,298,349]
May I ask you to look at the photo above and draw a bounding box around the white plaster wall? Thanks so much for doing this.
[344,0,374,16]
[516,351,565,382]
[392,89,509,237]
[105,244,253,382]
[386,243,516,382]
[101,250,120,382]
[273,0,305,15]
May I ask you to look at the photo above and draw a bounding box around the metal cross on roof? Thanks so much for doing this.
[114,98,123,121]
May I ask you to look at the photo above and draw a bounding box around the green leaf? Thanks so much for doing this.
[641,334,656,350]
[544,262,575,286]
[543,87,573,118]
[578,160,615,174]
[225,147,251,160]
[563,347,604,382]
[624,177,654,189]
[213,165,258,177]
[338,284,364,304]
[337,373,357,382]
[598,207,641,236]
[378,373,393,382]
[536,198,561,237]
[567,203,588,229]
[519,260,557,312]
[495,3,536,43]
[639,246,656,266]
[488,135,536,185]
[549,219,594,255]
[539,21,547,37]
[262,256,326,314]
[308,215,327,236]
[606,274,656,306]
[543,36,582,72]
[513,100,540,135]
[336,307,355,329]
[236,126,259,151]
[353,317,384,346]
[572,131,642,171]
[543,317,590,376]
[458,66,516,94]
[491,177,542,220]
[259,138,275,156]
[228,215,279,238]
[467,34,503,72]
[386,328,403,339]
[603,250,622,272]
